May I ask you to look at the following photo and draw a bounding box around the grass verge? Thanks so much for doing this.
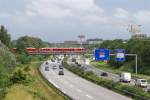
[5,61,65,100]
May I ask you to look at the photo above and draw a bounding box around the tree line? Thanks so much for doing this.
[99,39,150,75]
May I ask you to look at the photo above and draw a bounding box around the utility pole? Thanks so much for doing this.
[123,54,138,75]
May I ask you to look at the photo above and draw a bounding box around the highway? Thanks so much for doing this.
[40,60,131,100]
[68,61,121,82]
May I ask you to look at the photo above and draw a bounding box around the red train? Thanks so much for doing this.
[26,48,87,54]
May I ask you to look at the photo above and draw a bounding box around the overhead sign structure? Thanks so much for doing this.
[115,49,125,62]
[95,49,110,61]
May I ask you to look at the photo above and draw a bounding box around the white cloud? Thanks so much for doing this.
[1,0,150,42]
[113,8,130,20]
[25,0,105,21]
[25,0,72,18]
[134,10,150,23]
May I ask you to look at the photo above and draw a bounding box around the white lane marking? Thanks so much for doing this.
[86,94,94,99]
[76,89,82,93]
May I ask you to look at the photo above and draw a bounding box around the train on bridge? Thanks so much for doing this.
[12,48,87,55]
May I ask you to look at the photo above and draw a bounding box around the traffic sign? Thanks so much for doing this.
[95,49,110,61]
[115,49,125,62]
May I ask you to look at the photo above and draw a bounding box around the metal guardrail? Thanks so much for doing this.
[38,67,73,100]
[120,89,149,100]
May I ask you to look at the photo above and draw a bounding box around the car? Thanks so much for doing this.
[51,60,55,62]
[75,62,78,64]
[101,72,108,77]
[58,70,64,75]
[59,65,63,69]
[45,61,49,65]
[72,58,76,62]
[45,66,49,71]
[52,65,57,69]
[135,79,147,88]
[77,64,81,67]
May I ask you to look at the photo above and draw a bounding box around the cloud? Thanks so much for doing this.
[113,8,130,20]
[25,0,106,22]
[134,10,150,23]
[0,0,150,42]
[25,0,72,18]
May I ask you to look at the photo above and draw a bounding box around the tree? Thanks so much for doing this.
[16,36,45,52]
[0,25,11,47]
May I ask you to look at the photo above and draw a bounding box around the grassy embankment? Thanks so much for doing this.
[5,61,65,100]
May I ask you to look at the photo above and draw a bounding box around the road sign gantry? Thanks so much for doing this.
[94,49,138,75]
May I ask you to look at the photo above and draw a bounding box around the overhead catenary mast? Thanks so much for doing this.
[78,34,85,47]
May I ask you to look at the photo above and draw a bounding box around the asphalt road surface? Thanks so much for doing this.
[40,60,131,100]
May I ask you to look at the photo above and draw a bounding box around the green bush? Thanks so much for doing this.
[17,53,31,64]
[10,69,32,85]
[24,66,30,72]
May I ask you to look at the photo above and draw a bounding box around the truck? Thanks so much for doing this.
[120,72,131,83]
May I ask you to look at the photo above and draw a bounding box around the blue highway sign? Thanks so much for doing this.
[95,49,110,61]
[115,49,125,62]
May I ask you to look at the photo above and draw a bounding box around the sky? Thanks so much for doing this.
[0,0,150,43]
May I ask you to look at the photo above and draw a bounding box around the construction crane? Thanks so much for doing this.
[127,24,142,36]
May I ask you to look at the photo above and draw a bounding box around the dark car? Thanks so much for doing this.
[45,66,49,71]
[101,72,108,77]
[75,62,78,64]
[58,70,64,75]
[77,63,81,67]
[45,62,49,65]
[51,60,55,62]
[59,65,63,69]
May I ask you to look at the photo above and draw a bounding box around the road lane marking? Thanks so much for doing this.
[86,94,94,99]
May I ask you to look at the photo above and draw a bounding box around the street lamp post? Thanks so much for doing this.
[124,54,138,75]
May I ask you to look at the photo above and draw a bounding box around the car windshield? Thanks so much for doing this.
[141,80,147,82]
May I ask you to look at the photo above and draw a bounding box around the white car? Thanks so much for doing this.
[135,79,147,87]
